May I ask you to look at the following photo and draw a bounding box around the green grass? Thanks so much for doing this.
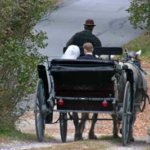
[123,32,150,58]
[100,135,121,143]
[0,123,35,141]
[29,140,108,150]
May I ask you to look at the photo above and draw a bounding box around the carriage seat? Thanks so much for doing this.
[63,46,123,58]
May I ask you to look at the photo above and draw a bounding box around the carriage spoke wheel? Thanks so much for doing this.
[60,113,67,142]
[122,81,132,146]
[35,79,46,142]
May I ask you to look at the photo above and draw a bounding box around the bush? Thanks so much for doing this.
[0,0,57,125]
[128,0,150,32]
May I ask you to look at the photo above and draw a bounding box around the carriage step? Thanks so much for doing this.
[125,112,132,115]
[133,103,140,106]
[96,118,113,121]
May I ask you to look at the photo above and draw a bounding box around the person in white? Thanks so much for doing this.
[61,45,80,59]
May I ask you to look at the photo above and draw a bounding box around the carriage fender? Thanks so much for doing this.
[37,65,49,100]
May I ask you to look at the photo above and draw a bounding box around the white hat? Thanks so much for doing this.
[61,45,80,59]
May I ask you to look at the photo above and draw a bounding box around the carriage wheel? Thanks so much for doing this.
[35,79,46,142]
[122,81,132,146]
[60,113,67,142]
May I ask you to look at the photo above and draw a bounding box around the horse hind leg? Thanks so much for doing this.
[127,106,138,142]
[72,112,80,141]
[75,113,88,141]
[88,113,98,139]
[112,114,119,138]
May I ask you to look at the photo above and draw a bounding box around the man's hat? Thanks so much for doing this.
[84,19,96,26]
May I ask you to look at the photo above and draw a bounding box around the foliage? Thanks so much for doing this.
[127,0,150,31]
[30,140,108,150]
[0,0,57,125]
[123,33,150,57]
[0,122,36,141]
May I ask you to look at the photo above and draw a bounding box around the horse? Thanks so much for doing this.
[112,50,149,141]
[72,49,149,141]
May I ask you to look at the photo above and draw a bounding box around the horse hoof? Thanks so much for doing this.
[130,137,135,142]
[88,134,97,140]
[113,134,119,138]
[75,137,83,141]
[74,134,83,141]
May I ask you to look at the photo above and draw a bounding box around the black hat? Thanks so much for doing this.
[84,19,96,26]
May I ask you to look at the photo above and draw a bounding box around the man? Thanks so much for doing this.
[66,19,102,50]
[78,42,96,59]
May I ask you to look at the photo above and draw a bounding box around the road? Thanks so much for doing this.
[35,0,143,59]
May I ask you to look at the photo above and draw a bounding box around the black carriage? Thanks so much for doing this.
[34,47,148,146]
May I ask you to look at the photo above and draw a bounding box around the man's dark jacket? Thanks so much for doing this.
[66,30,102,47]
[78,54,98,60]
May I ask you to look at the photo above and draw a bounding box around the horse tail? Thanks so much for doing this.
[146,93,150,104]
[140,92,150,112]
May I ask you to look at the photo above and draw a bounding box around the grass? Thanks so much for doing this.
[100,135,122,143]
[29,140,108,150]
[0,123,36,142]
[123,32,150,59]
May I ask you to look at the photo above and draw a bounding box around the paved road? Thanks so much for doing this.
[35,0,143,58]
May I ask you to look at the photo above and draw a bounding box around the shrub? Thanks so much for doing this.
[0,0,57,125]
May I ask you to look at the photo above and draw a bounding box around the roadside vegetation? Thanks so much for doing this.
[127,0,150,32]
[0,123,36,141]
[0,0,59,137]
[124,0,150,59]
[123,33,150,59]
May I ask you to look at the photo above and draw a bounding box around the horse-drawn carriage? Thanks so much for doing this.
[34,47,149,146]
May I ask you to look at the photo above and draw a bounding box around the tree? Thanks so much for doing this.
[128,0,150,31]
[0,0,57,126]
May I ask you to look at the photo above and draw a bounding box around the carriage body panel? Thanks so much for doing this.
[50,59,118,113]
[51,59,115,98]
